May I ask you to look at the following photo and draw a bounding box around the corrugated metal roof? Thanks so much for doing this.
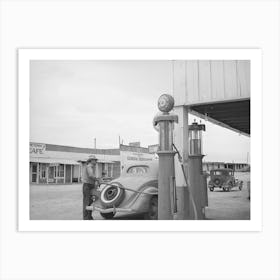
[30,158,80,165]
[45,144,120,155]
[77,158,115,164]
[30,157,115,164]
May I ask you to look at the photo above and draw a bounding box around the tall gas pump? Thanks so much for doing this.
[153,94,178,220]
[188,121,207,219]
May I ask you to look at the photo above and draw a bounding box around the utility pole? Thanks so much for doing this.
[94,138,96,149]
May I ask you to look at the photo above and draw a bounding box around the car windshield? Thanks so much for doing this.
[212,170,231,176]
[127,165,149,174]
[213,171,224,175]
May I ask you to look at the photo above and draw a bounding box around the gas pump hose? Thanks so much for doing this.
[100,182,158,196]
[120,186,158,196]
[173,144,198,220]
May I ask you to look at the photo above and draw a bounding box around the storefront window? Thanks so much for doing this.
[55,164,64,177]
[40,164,46,178]
[32,164,37,173]
[58,164,64,177]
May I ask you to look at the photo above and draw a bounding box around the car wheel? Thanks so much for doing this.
[100,212,115,219]
[209,187,214,192]
[214,179,221,186]
[100,183,125,208]
[144,196,158,220]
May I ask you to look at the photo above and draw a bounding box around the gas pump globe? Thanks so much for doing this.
[154,94,178,151]
[158,93,175,113]
[188,121,205,156]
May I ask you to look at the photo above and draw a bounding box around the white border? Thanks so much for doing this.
[18,49,262,231]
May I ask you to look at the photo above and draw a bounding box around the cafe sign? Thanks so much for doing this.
[30,143,46,154]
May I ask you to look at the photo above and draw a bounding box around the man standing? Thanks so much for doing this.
[82,155,98,220]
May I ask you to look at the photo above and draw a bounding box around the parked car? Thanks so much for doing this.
[208,168,243,192]
[87,161,158,219]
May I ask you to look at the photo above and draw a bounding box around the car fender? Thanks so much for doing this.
[127,185,158,213]
[208,180,213,186]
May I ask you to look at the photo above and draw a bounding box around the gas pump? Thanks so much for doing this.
[153,94,178,220]
[188,121,207,219]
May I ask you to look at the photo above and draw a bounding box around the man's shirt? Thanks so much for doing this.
[82,163,96,184]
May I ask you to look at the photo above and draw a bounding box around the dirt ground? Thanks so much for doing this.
[30,172,250,220]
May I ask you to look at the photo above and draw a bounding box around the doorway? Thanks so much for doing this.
[48,166,55,183]
[30,163,38,183]
[65,165,72,183]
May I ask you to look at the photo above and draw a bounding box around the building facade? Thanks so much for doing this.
[203,161,249,172]
[29,142,155,184]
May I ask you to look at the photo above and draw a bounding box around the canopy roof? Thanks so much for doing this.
[189,99,250,136]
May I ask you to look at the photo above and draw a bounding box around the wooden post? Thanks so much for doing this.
[36,163,39,184]
[64,164,66,184]
[55,166,57,184]
[70,165,73,183]
[46,165,49,184]
[95,162,98,178]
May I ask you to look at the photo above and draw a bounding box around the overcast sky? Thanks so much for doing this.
[30,60,250,163]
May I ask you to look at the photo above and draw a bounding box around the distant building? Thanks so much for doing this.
[128,142,141,147]
[29,142,249,184]
[147,143,249,171]
[203,161,250,172]
[148,144,159,154]
[29,142,155,184]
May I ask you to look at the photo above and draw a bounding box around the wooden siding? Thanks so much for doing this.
[174,60,250,106]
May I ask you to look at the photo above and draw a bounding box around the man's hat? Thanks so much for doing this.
[87,155,98,162]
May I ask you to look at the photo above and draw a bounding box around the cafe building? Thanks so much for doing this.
[29,142,155,184]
